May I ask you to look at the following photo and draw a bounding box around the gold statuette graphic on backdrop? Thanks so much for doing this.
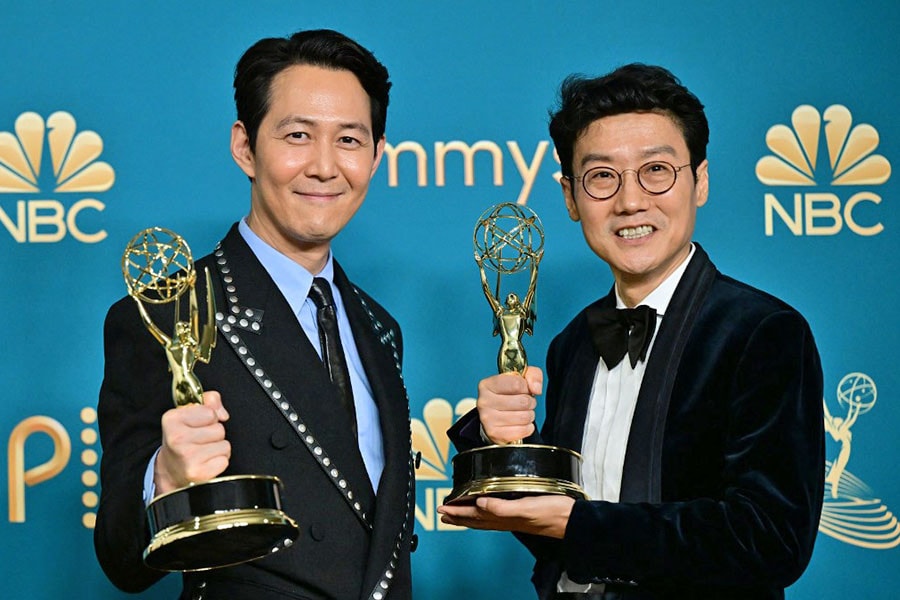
[123,227,298,571]
[445,203,586,504]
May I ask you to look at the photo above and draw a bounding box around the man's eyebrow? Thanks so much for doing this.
[578,145,680,168]
[639,144,679,159]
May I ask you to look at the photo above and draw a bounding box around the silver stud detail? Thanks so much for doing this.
[216,244,372,533]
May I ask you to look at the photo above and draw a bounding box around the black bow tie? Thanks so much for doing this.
[586,304,658,369]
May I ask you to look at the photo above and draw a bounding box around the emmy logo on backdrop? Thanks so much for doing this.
[445,202,586,504]
[819,372,900,549]
[122,227,298,571]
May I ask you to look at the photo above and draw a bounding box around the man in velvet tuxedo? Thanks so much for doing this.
[95,30,414,600]
[440,65,824,599]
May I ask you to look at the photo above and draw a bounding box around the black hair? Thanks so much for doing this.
[233,29,391,152]
[549,64,708,178]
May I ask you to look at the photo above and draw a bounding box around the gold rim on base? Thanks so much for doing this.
[143,508,298,572]
[444,475,589,504]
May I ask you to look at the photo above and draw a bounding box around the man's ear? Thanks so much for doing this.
[561,176,580,222]
[369,135,386,180]
[694,159,709,208]
[231,121,255,179]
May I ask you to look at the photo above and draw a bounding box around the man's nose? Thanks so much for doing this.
[613,169,649,212]
[306,141,339,179]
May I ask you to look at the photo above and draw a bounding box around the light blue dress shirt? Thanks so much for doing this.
[237,219,384,491]
[143,220,385,503]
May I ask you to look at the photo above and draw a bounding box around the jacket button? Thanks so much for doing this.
[309,524,325,541]
[270,431,289,449]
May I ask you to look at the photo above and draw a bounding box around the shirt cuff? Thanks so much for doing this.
[142,447,161,506]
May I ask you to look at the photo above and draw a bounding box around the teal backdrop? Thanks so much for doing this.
[1,1,898,598]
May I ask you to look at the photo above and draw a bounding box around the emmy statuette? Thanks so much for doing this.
[123,227,299,571]
[445,203,587,504]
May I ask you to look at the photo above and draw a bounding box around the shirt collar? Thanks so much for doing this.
[238,218,335,316]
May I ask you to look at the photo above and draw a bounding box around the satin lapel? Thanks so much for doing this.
[550,293,613,452]
[333,263,413,600]
[619,244,718,503]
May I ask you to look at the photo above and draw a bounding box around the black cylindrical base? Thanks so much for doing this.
[445,444,587,505]
[144,475,299,571]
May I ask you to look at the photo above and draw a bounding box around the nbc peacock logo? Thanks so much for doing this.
[756,105,890,236]
[0,111,114,243]
[411,397,475,531]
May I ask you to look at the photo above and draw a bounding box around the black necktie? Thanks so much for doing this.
[308,278,357,437]
[586,304,658,369]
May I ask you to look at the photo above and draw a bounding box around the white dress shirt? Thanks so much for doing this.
[559,244,695,592]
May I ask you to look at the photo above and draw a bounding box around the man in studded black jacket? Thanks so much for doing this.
[95,29,414,600]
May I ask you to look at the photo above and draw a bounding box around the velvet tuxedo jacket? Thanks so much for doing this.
[95,224,414,600]
[450,245,824,600]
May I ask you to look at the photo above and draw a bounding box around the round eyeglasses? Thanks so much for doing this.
[567,161,692,200]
